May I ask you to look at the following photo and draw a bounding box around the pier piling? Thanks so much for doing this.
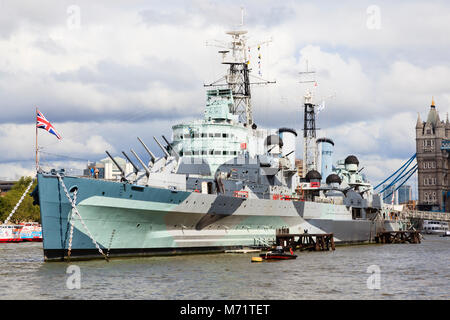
[374,230,421,244]
[275,230,335,252]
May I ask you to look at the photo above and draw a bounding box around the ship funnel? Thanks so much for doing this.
[162,135,180,160]
[130,148,151,177]
[121,151,140,175]
[317,138,334,183]
[105,150,127,182]
[137,137,156,163]
[153,136,170,159]
[278,128,297,168]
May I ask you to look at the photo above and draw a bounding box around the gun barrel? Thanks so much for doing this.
[122,151,140,174]
[162,135,180,160]
[153,136,170,158]
[105,150,126,178]
[137,137,156,163]
[130,149,151,176]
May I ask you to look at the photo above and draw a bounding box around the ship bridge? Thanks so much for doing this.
[171,89,276,176]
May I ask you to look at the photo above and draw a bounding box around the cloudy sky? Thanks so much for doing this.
[1,0,449,196]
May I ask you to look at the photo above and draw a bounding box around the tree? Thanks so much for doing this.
[0,177,40,223]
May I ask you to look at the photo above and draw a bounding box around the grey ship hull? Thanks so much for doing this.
[36,173,394,261]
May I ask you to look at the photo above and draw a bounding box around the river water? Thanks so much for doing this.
[0,236,448,300]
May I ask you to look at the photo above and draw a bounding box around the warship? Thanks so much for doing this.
[33,25,401,261]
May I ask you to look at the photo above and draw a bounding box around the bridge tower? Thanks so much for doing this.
[415,98,450,212]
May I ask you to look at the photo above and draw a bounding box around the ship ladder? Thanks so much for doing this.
[56,173,109,262]
[2,176,36,225]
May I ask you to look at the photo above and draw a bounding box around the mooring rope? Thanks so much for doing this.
[56,173,109,262]
[2,176,36,225]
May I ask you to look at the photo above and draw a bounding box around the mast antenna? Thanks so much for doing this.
[299,60,318,177]
[204,8,275,126]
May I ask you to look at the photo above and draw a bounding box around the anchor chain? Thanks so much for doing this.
[56,173,109,262]
[106,229,116,258]
[3,176,36,225]
[67,189,77,260]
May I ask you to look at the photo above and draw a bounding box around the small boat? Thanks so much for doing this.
[441,230,450,237]
[0,225,23,243]
[0,223,42,243]
[259,246,297,260]
[251,257,263,263]
[259,252,297,260]
[18,222,43,242]
[422,220,449,235]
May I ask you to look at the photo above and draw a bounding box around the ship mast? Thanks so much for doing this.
[204,10,274,126]
[299,62,318,176]
[224,29,252,125]
[302,91,318,176]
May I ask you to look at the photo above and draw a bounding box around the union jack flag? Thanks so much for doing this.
[36,109,61,139]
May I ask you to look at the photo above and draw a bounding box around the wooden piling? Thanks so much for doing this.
[275,232,335,252]
[375,230,421,244]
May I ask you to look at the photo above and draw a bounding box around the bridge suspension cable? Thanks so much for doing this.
[374,153,416,190]
[379,163,418,195]
[383,165,418,200]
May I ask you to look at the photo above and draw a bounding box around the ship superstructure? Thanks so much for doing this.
[34,23,400,261]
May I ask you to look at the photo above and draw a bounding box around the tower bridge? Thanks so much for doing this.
[415,98,450,212]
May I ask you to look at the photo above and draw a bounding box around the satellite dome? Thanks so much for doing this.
[305,170,322,181]
[345,155,359,166]
[326,173,342,185]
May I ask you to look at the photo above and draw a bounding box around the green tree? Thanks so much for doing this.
[0,176,40,223]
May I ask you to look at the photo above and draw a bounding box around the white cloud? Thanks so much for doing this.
[0,163,36,180]
[0,1,449,184]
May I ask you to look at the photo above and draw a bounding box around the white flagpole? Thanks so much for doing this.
[35,107,38,172]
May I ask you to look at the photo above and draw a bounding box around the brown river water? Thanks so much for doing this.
[0,236,448,300]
